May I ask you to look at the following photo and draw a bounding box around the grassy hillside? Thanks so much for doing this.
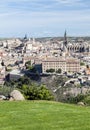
[0,101,90,130]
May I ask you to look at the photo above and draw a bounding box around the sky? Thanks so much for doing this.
[0,0,90,38]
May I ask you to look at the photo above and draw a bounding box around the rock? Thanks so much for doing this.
[10,90,25,101]
[77,102,85,106]
[0,95,7,101]
[9,97,14,101]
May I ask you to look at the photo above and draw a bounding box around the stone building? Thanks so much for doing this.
[62,31,90,53]
[66,58,80,73]
[67,42,90,53]
[0,58,6,85]
[42,57,80,73]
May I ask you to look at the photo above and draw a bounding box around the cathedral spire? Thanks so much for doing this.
[64,30,67,46]
[24,34,28,40]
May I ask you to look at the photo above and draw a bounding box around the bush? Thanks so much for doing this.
[25,61,31,65]
[46,69,55,73]
[21,84,54,101]
[25,61,32,69]
[71,94,86,104]
[0,86,14,96]
[5,76,32,89]
[38,85,54,100]
[59,93,87,104]
[56,69,62,73]
[80,62,85,66]
[83,96,90,106]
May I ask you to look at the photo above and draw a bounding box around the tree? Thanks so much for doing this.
[38,85,54,100]
[25,61,31,65]
[56,69,62,74]
[80,62,85,66]
[17,76,32,87]
[25,61,32,69]
[46,69,55,73]
[86,65,89,68]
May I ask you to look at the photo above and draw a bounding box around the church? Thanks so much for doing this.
[63,31,90,53]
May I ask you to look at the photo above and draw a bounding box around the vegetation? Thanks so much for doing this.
[25,61,40,80]
[25,61,31,65]
[25,61,32,69]
[46,69,55,73]
[5,76,32,88]
[17,76,32,87]
[0,86,13,96]
[6,68,12,72]
[64,94,86,104]
[25,61,31,66]
[60,93,90,106]
[56,69,62,73]
[86,65,89,68]
[29,67,38,73]
[0,101,90,130]
[21,85,54,100]
[80,62,85,66]
[54,76,68,87]
[46,68,62,73]
[4,76,54,101]
[83,95,90,105]
[4,75,90,105]
[25,61,38,73]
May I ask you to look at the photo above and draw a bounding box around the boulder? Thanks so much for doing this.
[9,97,14,101]
[0,95,7,101]
[10,90,25,101]
[77,102,85,106]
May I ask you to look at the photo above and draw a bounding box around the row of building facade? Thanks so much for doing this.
[42,57,80,73]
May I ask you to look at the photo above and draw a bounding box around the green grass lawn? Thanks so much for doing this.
[0,101,90,130]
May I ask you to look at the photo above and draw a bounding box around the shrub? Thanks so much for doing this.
[17,76,32,88]
[46,69,55,73]
[83,96,90,106]
[21,84,54,101]
[60,94,87,104]
[56,69,62,74]
[0,86,14,96]
[80,62,85,66]
[25,61,32,69]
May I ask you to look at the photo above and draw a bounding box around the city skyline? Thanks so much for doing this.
[0,0,90,38]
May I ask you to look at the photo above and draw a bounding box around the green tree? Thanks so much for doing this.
[46,69,55,73]
[21,84,54,101]
[38,85,54,100]
[80,62,85,66]
[56,69,62,73]
[25,61,32,69]
[86,65,89,68]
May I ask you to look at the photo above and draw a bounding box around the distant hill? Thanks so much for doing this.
[0,36,90,42]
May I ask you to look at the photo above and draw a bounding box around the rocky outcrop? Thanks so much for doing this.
[77,102,85,106]
[0,95,7,101]
[10,90,25,101]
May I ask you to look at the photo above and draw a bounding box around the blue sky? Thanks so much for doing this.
[0,0,90,37]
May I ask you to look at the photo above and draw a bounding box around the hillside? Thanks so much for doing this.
[0,101,90,130]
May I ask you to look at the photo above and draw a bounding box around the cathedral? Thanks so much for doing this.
[63,31,90,53]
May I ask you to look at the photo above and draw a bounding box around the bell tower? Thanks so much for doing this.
[64,30,67,46]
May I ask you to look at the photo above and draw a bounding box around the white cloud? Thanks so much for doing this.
[0,0,90,37]
[55,0,82,4]
[54,0,88,8]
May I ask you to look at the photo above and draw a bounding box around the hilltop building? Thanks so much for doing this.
[63,31,90,53]
[42,31,80,73]
[42,57,80,73]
